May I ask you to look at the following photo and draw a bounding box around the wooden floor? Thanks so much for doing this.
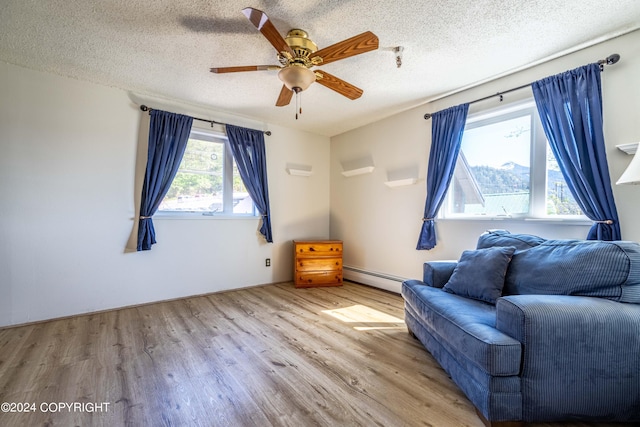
[0,282,625,427]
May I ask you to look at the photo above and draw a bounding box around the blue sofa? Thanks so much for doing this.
[402,230,640,425]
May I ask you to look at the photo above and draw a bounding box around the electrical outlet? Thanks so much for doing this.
[265,258,271,267]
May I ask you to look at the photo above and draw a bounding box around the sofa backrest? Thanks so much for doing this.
[504,239,640,303]
[477,229,546,251]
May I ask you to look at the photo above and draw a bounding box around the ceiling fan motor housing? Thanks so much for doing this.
[277,29,320,92]
[285,29,318,58]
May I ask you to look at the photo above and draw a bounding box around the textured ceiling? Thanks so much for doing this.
[2,0,640,136]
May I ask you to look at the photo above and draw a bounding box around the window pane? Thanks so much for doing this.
[158,130,256,215]
[450,114,531,216]
[545,146,583,215]
[159,137,224,212]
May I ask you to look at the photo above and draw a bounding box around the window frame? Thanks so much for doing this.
[440,99,589,223]
[154,126,258,220]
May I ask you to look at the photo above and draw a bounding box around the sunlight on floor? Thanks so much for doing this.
[321,304,405,331]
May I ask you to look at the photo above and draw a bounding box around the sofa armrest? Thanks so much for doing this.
[422,261,457,288]
[496,295,640,421]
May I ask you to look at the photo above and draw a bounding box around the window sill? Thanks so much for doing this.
[523,217,592,225]
[153,212,260,220]
[439,216,592,226]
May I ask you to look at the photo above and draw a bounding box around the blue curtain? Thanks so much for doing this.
[226,124,273,243]
[532,63,621,240]
[137,110,193,251]
[417,104,469,250]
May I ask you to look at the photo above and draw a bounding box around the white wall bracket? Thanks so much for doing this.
[384,178,417,188]
[617,142,639,155]
[342,166,374,177]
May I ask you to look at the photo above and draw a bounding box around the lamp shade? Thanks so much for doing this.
[617,152,640,185]
[278,65,316,92]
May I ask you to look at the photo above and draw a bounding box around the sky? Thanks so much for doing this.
[461,113,531,168]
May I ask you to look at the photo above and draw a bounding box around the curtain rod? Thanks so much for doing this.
[139,105,272,136]
[423,53,621,120]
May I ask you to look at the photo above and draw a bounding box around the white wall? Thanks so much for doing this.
[330,30,640,291]
[0,61,330,327]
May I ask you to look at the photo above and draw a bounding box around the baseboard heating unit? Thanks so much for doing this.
[343,265,406,294]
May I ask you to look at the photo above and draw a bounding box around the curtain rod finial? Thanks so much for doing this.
[424,113,432,120]
[606,54,620,65]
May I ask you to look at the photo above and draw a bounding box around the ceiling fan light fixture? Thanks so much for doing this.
[211,8,379,113]
[278,65,316,92]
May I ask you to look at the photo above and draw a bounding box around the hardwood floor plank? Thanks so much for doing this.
[0,281,624,427]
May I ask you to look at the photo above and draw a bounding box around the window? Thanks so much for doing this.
[158,127,256,216]
[443,100,584,220]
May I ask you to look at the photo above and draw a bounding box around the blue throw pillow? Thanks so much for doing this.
[443,246,516,304]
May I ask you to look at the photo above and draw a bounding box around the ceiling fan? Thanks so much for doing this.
[210,7,379,117]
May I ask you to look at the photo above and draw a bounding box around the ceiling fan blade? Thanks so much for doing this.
[314,70,363,100]
[210,65,281,73]
[312,31,379,66]
[241,7,294,56]
[276,85,293,106]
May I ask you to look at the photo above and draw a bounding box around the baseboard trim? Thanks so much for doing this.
[343,265,406,294]
[0,281,288,331]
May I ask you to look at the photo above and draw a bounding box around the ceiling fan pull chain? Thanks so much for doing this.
[295,90,300,120]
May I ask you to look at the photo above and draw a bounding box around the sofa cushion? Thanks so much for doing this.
[404,304,523,422]
[402,281,522,377]
[477,229,546,251]
[504,239,640,303]
[443,246,516,304]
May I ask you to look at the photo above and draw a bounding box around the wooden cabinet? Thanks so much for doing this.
[293,240,343,288]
